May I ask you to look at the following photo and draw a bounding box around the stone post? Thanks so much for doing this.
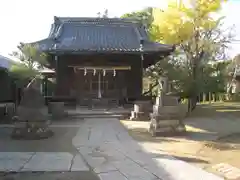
[130,100,152,121]
[158,76,168,93]
[156,76,168,107]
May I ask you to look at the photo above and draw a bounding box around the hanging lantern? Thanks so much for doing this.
[93,69,96,76]
[113,69,116,76]
[103,69,106,76]
[84,68,87,76]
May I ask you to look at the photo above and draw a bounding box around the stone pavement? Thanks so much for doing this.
[0,172,99,180]
[72,117,224,180]
[0,152,88,172]
[0,123,99,180]
[0,117,224,180]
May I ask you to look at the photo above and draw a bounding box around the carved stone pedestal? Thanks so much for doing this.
[11,120,53,140]
[130,111,149,121]
[130,101,152,121]
[148,103,186,137]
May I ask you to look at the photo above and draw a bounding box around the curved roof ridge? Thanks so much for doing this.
[54,16,141,25]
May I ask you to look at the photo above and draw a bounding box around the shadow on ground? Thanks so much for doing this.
[127,127,181,143]
[150,152,209,164]
[0,172,100,180]
[0,127,79,153]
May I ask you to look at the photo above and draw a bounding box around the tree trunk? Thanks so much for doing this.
[189,61,198,112]
[188,96,197,111]
[213,93,216,102]
[209,92,212,104]
[203,93,206,102]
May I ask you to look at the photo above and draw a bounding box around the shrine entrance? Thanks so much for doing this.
[83,70,117,99]
[71,66,130,102]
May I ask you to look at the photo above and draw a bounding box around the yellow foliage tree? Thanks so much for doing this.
[151,0,231,110]
[152,0,227,44]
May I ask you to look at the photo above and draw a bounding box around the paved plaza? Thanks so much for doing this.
[0,117,224,180]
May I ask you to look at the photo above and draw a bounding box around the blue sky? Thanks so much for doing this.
[0,0,239,58]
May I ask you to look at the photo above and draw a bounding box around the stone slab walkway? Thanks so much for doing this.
[73,118,224,180]
[0,123,99,180]
[0,172,99,180]
[0,152,88,172]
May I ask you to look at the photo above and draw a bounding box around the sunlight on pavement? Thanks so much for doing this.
[185,125,210,133]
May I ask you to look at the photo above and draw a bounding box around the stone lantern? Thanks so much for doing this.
[11,77,54,140]
[149,76,186,136]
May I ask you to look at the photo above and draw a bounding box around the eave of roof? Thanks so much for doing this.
[45,44,174,55]
[0,55,20,69]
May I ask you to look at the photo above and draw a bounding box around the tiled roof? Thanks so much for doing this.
[0,55,15,69]
[29,17,174,54]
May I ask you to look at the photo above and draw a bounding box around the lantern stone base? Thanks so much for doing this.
[148,117,186,137]
[11,121,54,140]
[148,104,187,137]
[130,111,149,121]
[129,100,152,121]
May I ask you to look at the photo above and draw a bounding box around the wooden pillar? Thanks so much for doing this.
[98,71,102,98]
[139,56,143,96]
[130,58,142,99]
[55,55,68,96]
[55,55,59,96]
[43,76,48,96]
[119,71,125,99]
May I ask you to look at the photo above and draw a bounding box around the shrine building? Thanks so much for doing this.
[26,17,174,105]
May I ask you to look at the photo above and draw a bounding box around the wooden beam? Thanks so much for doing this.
[68,66,131,70]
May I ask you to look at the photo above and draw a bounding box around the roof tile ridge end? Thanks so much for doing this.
[134,26,145,43]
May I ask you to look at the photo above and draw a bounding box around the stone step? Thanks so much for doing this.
[150,113,183,120]
[156,120,181,126]
[79,98,119,108]
[68,113,129,119]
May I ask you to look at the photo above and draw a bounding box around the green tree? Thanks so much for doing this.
[225,54,240,94]
[121,7,154,30]
[9,44,47,86]
[202,61,229,94]
[11,43,47,70]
